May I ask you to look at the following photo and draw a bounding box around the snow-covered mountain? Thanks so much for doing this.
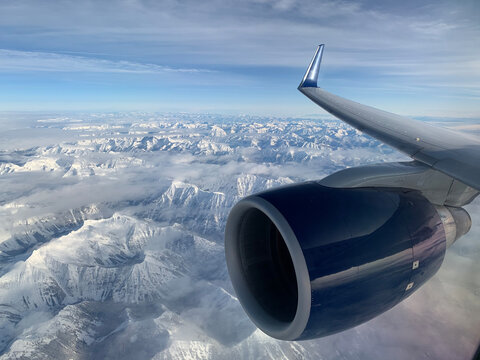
[0,113,478,360]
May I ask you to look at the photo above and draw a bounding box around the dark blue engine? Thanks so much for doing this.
[225,182,469,340]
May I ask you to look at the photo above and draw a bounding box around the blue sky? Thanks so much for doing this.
[0,0,479,117]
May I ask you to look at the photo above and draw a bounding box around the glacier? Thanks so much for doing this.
[0,112,478,359]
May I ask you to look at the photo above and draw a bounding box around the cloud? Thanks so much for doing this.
[1,0,479,70]
[0,49,212,74]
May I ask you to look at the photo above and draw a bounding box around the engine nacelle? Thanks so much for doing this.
[225,182,471,340]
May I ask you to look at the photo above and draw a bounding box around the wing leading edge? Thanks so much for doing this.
[298,45,480,191]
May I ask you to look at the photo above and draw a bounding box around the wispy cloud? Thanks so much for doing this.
[0,49,212,74]
[1,0,479,69]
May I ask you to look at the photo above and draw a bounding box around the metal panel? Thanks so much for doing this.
[319,161,479,207]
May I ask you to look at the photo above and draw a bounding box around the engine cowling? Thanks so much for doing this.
[225,182,471,340]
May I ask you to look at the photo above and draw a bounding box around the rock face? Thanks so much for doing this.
[0,113,478,360]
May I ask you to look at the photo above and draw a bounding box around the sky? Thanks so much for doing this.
[0,0,479,117]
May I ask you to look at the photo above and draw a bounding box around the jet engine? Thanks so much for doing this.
[224,182,471,340]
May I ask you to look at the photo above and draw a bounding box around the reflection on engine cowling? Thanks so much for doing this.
[225,183,471,341]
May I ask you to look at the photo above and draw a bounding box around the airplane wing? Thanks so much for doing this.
[298,45,480,191]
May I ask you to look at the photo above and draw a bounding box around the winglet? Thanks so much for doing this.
[298,44,324,89]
